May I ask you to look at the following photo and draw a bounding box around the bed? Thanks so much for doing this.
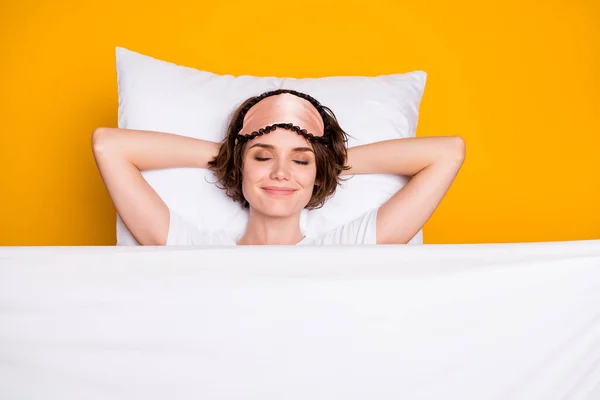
[1,240,599,399]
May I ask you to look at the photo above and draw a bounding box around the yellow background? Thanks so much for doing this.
[1,0,598,246]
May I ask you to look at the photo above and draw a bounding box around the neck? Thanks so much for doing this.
[237,209,304,245]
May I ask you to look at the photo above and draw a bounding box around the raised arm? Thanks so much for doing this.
[91,128,220,246]
[343,136,466,244]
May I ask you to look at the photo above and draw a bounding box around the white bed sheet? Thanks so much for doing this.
[1,240,600,399]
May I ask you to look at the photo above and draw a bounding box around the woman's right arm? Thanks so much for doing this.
[91,128,220,246]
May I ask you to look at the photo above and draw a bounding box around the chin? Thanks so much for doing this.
[248,196,307,219]
[255,203,301,218]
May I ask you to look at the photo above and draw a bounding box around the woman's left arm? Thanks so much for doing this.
[342,136,466,244]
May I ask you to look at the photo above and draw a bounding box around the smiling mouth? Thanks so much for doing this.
[261,187,297,196]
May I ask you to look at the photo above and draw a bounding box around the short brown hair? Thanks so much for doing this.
[207,89,351,210]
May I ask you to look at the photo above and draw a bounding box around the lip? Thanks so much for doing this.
[261,187,297,196]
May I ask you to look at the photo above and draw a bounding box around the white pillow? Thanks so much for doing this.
[115,47,427,245]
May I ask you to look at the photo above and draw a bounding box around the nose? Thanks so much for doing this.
[270,159,291,181]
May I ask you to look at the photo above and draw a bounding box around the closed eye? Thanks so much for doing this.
[254,157,309,166]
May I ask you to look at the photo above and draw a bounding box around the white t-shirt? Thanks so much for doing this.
[166,208,378,246]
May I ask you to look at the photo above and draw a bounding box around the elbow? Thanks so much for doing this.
[444,136,466,164]
[91,127,117,156]
[453,136,466,161]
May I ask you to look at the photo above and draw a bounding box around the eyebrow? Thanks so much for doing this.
[249,143,314,153]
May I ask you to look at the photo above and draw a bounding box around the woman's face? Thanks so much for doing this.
[241,129,317,218]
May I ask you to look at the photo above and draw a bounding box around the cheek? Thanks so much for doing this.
[242,162,267,182]
[298,166,317,187]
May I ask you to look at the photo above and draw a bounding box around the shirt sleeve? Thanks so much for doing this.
[166,209,221,246]
[309,208,378,245]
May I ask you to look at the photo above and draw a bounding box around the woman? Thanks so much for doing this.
[92,89,465,246]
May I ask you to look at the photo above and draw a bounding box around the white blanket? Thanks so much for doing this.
[1,240,600,399]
